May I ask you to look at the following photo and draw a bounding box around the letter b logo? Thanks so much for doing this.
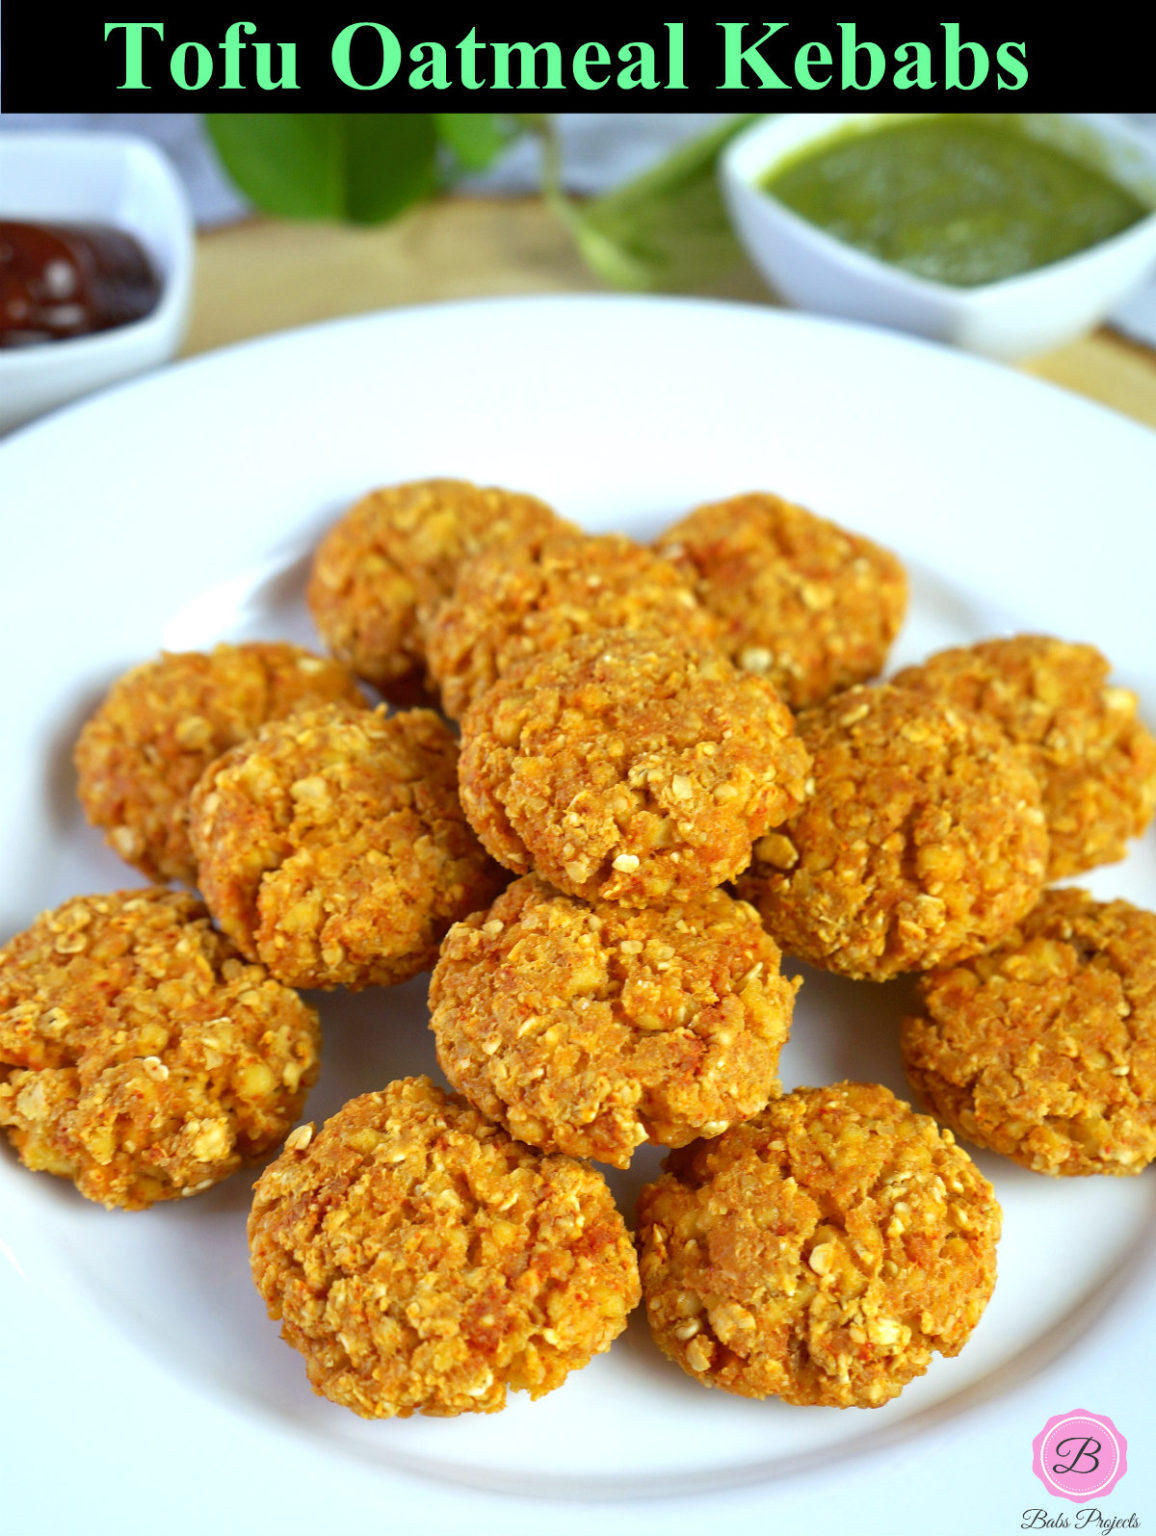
[1032,1412,1126,1503]
[1053,1436,1100,1475]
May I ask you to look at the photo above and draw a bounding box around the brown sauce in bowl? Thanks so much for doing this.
[0,221,161,347]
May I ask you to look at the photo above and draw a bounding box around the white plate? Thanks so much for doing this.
[1,296,1153,1536]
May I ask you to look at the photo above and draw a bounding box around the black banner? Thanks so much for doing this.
[2,5,1148,112]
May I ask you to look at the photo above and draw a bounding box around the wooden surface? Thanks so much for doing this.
[187,197,1156,431]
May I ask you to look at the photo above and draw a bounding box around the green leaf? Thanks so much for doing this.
[434,114,517,175]
[548,115,762,292]
[206,114,440,225]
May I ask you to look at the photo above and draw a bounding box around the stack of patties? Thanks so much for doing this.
[9,474,1151,1426]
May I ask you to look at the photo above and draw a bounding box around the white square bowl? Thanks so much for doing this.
[721,113,1156,360]
[0,131,194,433]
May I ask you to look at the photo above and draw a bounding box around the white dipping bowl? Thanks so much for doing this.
[0,131,193,434]
[721,113,1156,360]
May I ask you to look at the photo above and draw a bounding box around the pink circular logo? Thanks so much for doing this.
[1032,1410,1128,1503]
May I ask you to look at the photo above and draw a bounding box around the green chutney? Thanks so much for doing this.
[763,116,1150,287]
